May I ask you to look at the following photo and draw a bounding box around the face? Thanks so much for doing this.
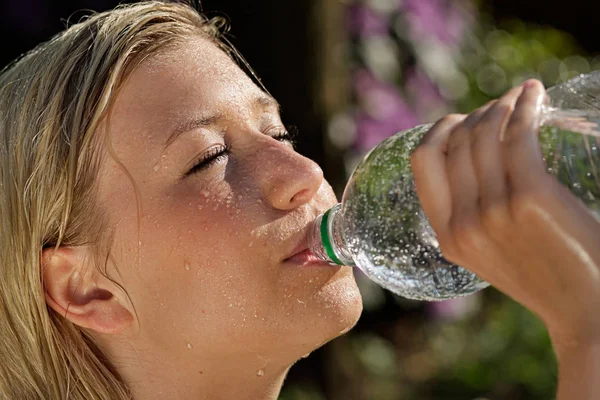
[95,36,362,366]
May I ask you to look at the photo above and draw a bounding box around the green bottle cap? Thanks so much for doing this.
[320,207,344,265]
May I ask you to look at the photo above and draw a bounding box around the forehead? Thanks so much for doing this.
[106,36,264,145]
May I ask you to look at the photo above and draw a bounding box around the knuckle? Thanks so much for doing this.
[446,127,468,154]
[441,113,465,125]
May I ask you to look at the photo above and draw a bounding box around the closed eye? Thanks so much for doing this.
[270,125,298,148]
[185,144,231,177]
[184,125,299,178]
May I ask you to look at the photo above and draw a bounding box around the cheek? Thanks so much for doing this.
[118,187,281,338]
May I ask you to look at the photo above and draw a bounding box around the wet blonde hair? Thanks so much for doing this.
[0,2,240,398]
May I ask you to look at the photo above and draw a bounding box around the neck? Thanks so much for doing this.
[107,341,293,400]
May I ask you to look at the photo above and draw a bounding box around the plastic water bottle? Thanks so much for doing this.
[309,72,600,301]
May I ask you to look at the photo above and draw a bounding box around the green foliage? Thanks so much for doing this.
[457,17,595,113]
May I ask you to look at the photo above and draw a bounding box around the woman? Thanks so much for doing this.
[0,1,597,399]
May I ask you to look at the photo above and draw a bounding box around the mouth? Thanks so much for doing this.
[283,223,336,267]
[283,248,334,266]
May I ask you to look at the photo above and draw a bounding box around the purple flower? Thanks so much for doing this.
[346,3,389,38]
[352,69,420,151]
[427,294,481,321]
[404,66,448,118]
[401,0,473,46]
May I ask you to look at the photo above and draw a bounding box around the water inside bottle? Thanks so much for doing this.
[341,124,489,301]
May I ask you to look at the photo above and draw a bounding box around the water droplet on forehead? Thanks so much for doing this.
[186,343,193,350]
[185,263,191,271]
[153,164,160,172]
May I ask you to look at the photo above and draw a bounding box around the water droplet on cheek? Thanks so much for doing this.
[153,165,160,172]
[185,262,191,271]
[187,343,193,350]
[256,369,264,377]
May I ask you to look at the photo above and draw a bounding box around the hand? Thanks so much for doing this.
[410,80,600,347]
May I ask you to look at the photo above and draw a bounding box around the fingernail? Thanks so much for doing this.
[523,79,537,89]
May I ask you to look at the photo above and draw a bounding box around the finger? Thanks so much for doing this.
[472,85,524,224]
[418,113,467,148]
[411,114,466,239]
[446,100,496,154]
[503,79,547,193]
[445,102,496,223]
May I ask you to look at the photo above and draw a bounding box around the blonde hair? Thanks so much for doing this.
[0,2,238,398]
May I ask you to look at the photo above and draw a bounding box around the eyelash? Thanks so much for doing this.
[186,126,299,177]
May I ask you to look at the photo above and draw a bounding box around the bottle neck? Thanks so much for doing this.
[308,203,355,266]
[540,105,600,136]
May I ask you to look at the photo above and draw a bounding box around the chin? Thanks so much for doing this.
[270,266,363,362]
[309,267,363,345]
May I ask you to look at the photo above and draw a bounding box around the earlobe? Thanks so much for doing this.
[42,246,133,334]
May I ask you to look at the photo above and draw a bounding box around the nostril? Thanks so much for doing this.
[290,188,311,205]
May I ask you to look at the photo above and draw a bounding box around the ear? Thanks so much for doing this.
[42,246,134,335]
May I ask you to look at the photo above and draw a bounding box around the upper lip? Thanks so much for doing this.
[283,223,313,261]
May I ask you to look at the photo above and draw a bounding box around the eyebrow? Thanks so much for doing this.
[163,94,280,149]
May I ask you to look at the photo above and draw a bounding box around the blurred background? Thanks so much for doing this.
[2,0,597,398]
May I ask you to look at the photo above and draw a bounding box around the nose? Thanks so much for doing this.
[255,140,324,211]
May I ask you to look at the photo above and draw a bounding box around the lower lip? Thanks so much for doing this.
[284,249,337,267]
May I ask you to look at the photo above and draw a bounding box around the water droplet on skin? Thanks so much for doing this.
[201,190,209,198]
[153,164,160,172]
[185,263,191,271]
[339,327,352,335]
[301,352,311,359]
[187,343,193,350]
[256,369,265,377]
[196,269,201,276]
